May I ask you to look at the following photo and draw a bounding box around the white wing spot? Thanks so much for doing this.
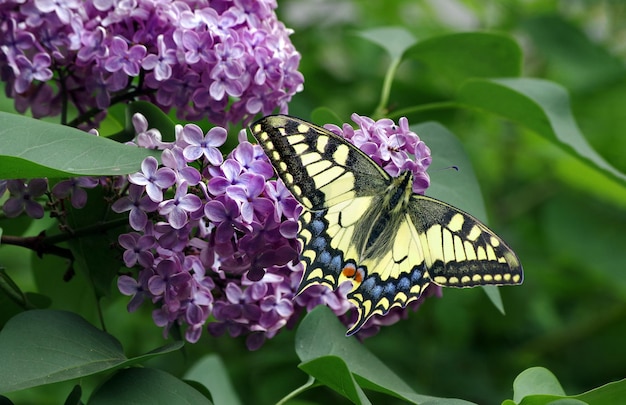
[426,225,444,263]
[467,225,482,241]
[454,235,466,261]
[306,159,332,177]
[293,143,308,155]
[332,144,350,165]
[490,236,500,247]
[464,241,477,260]
[301,152,321,165]
[288,134,306,144]
[316,136,328,153]
[448,213,465,232]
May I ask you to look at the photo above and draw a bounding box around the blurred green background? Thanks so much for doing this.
[2,0,626,404]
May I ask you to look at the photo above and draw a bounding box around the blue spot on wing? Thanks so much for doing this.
[310,219,325,235]
[383,283,396,295]
[398,277,410,291]
[311,236,326,250]
[318,251,331,265]
[329,255,343,274]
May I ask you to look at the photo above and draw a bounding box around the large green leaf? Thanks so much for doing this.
[0,112,157,179]
[89,368,211,405]
[507,366,626,405]
[0,310,124,393]
[404,32,521,90]
[0,310,182,393]
[457,78,626,184]
[295,306,475,405]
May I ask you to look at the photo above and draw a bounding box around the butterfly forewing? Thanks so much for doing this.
[250,114,523,336]
[251,115,390,211]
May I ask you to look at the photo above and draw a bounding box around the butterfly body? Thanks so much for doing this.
[251,115,523,335]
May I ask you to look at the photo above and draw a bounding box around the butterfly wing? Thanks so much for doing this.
[251,115,392,293]
[345,194,523,334]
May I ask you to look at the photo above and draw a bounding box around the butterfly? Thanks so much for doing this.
[251,115,523,335]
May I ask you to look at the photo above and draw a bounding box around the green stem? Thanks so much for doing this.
[275,376,317,405]
[372,56,403,120]
[0,217,128,260]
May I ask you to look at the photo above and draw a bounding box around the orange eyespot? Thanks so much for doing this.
[342,264,357,278]
[342,264,364,284]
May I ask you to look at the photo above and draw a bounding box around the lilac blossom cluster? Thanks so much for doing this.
[111,113,438,348]
[0,0,303,127]
[325,113,433,194]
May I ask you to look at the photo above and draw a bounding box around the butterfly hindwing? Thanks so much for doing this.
[408,195,523,287]
[251,114,523,336]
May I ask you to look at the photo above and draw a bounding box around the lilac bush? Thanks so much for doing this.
[111,113,439,349]
[0,111,438,348]
[0,0,304,127]
[0,0,440,350]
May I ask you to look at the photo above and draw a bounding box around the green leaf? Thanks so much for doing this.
[574,378,626,404]
[416,122,488,221]
[109,101,177,143]
[416,122,506,311]
[457,78,626,184]
[356,27,417,61]
[295,306,475,405]
[510,367,626,405]
[513,367,566,402]
[0,310,126,393]
[89,368,211,405]
[184,355,241,405]
[299,356,370,405]
[0,112,158,179]
[405,32,521,90]
[0,310,183,393]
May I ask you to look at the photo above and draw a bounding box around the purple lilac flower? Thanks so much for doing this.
[2,178,48,218]
[111,184,159,231]
[0,0,304,128]
[13,53,53,93]
[128,156,176,202]
[182,125,227,165]
[114,113,435,348]
[51,177,99,209]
